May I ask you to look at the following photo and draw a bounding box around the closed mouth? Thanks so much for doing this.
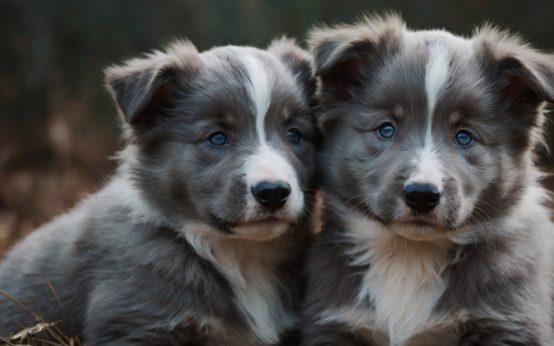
[393,217,449,241]
[400,217,438,228]
[236,217,288,227]
[208,214,236,234]
[208,214,289,233]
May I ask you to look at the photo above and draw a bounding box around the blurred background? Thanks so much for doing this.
[1,0,553,255]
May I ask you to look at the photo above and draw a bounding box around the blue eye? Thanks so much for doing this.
[455,130,473,146]
[207,131,227,146]
[287,129,303,145]
[377,122,396,139]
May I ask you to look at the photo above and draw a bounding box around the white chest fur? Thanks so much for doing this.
[347,215,449,345]
[184,223,296,344]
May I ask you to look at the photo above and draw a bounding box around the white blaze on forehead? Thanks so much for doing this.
[407,44,451,190]
[424,43,451,148]
[242,53,274,142]
[424,43,451,123]
[239,51,303,219]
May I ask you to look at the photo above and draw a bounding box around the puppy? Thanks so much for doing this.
[0,38,318,345]
[302,15,554,346]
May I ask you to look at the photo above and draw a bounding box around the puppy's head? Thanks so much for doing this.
[310,15,554,241]
[105,38,317,240]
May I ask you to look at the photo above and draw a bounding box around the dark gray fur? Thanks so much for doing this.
[0,38,318,345]
[302,14,554,346]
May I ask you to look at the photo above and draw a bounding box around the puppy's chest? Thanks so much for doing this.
[226,261,296,344]
[190,237,297,345]
[352,238,453,344]
[173,260,295,346]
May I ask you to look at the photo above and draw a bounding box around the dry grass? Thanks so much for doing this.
[0,284,81,346]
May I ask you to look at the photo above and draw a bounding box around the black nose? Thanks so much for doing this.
[403,183,441,214]
[252,181,291,212]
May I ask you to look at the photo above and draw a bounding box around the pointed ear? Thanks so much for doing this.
[308,14,405,103]
[268,36,316,98]
[476,26,554,106]
[104,40,201,127]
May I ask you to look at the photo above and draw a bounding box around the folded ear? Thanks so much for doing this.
[475,26,554,106]
[268,36,316,99]
[308,14,405,103]
[104,40,201,127]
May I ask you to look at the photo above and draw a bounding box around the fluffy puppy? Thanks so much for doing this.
[302,15,554,346]
[0,38,318,345]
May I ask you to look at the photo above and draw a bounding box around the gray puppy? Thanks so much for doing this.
[0,38,318,345]
[302,15,554,346]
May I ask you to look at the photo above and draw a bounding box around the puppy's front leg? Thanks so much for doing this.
[83,281,200,346]
[85,314,205,346]
[458,318,542,346]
